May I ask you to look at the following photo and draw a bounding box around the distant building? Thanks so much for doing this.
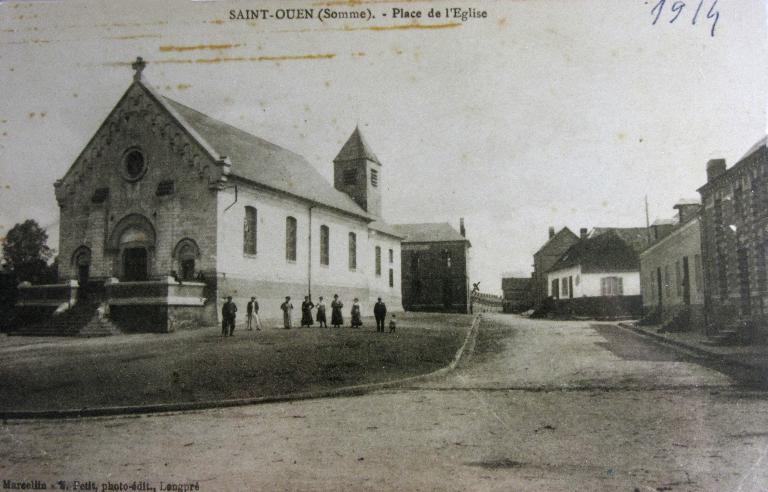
[546,230,643,318]
[698,141,768,339]
[501,276,532,313]
[532,227,580,306]
[639,200,705,331]
[471,291,504,313]
[393,220,471,313]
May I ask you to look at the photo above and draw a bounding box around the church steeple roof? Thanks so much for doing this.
[334,126,381,165]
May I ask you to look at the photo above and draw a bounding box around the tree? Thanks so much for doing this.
[2,219,55,283]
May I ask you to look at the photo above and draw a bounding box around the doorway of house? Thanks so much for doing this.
[656,267,663,310]
[682,256,691,306]
[442,279,453,311]
[123,248,148,281]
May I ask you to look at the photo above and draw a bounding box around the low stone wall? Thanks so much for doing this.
[106,277,208,332]
[16,280,78,307]
[547,295,643,319]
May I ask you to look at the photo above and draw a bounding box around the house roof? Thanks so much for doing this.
[368,220,404,239]
[549,230,640,274]
[391,223,470,245]
[739,135,767,162]
[534,227,579,257]
[160,95,373,220]
[590,227,649,255]
[334,126,381,164]
[501,277,530,290]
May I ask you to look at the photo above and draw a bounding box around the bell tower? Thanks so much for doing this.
[333,126,382,218]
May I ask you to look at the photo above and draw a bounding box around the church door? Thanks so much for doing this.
[123,248,148,281]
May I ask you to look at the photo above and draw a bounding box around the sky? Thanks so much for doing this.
[1,0,766,294]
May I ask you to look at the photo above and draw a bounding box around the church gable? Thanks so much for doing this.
[54,80,231,210]
[53,76,229,284]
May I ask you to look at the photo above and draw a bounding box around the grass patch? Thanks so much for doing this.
[0,313,473,412]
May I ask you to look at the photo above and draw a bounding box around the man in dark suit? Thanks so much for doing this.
[374,297,387,333]
[222,296,238,336]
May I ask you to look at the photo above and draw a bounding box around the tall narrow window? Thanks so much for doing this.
[675,260,682,297]
[243,206,257,255]
[348,232,357,270]
[375,246,382,276]
[389,248,394,264]
[389,268,394,287]
[320,225,329,266]
[286,216,297,262]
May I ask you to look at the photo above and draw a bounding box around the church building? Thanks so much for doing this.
[20,58,403,333]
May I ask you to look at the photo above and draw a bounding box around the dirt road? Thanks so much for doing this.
[3,315,767,491]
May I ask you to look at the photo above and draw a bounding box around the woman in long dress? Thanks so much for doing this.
[316,296,327,328]
[301,296,314,327]
[331,294,344,328]
[280,296,293,329]
[350,297,362,328]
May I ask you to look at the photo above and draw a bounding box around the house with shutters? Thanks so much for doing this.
[545,229,644,318]
[16,57,403,333]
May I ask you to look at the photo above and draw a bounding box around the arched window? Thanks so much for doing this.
[375,246,382,276]
[348,232,357,270]
[243,206,257,255]
[173,238,200,281]
[320,225,330,266]
[286,216,297,262]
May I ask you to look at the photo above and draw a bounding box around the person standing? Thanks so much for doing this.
[331,294,344,328]
[246,297,255,330]
[374,297,387,333]
[281,296,294,329]
[222,296,237,336]
[252,297,262,330]
[301,296,315,327]
[316,296,328,328]
[350,297,362,328]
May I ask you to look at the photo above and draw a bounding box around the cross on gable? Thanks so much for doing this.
[131,56,146,81]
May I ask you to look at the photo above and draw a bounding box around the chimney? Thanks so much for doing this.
[580,228,588,239]
[459,217,466,237]
[706,158,726,183]
[548,226,555,239]
[674,202,701,224]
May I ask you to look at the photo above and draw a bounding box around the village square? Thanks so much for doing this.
[1,0,767,490]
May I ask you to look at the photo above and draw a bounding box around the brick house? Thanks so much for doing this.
[698,141,768,339]
[532,227,580,306]
[639,200,706,331]
[17,58,403,333]
[392,220,471,313]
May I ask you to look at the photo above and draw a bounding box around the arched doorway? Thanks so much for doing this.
[72,246,92,299]
[108,214,156,281]
[72,246,91,286]
[123,247,148,281]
